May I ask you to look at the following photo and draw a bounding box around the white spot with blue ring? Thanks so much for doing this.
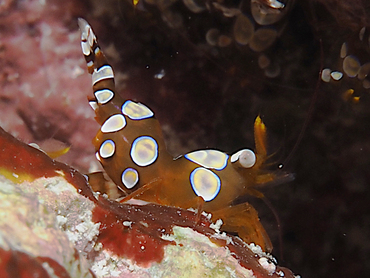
[122,100,154,120]
[94,89,114,104]
[92,65,114,85]
[190,167,221,202]
[130,136,158,166]
[89,100,98,111]
[78,18,95,55]
[99,139,115,159]
[185,150,228,170]
[121,168,139,189]
[101,114,126,133]
[81,40,91,56]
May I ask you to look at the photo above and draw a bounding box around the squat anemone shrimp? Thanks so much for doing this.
[79,18,292,252]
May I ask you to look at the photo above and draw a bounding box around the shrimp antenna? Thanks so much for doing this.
[282,38,324,167]
[262,196,284,261]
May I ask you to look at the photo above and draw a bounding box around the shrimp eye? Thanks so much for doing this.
[230,149,256,168]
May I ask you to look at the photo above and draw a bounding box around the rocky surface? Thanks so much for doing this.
[0,126,296,278]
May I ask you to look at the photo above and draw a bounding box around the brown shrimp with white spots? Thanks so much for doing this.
[79,18,291,252]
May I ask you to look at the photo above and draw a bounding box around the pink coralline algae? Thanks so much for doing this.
[0,0,98,172]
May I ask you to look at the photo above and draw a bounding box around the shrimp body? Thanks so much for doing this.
[79,18,282,251]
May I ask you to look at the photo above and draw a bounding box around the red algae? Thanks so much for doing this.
[0,247,71,278]
[37,256,72,278]
[91,198,213,267]
[227,237,295,278]
[0,126,97,200]
[91,198,295,277]
[0,126,61,182]
[92,205,169,267]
